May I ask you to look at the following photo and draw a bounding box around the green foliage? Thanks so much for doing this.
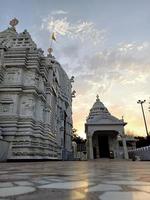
[72,128,86,144]
[135,136,150,148]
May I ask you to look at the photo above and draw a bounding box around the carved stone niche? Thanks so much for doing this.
[20,97,35,116]
[0,98,14,113]
[4,69,21,84]
[24,71,35,86]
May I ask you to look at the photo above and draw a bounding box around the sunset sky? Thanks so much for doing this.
[0,0,150,138]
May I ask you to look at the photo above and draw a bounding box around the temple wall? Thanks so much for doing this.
[0,24,73,160]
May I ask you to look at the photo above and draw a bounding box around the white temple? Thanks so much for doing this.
[0,19,73,160]
[85,95,129,159]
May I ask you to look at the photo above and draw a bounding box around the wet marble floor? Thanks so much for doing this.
[0,160,150,200]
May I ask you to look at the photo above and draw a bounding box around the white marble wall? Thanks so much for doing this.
[0,26,73,160]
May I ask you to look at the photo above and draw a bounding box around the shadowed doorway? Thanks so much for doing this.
[98,135,110,158]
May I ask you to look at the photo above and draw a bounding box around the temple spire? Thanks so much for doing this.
[96,94,100,102]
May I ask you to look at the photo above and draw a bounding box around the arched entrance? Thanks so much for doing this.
[92,130,118,159]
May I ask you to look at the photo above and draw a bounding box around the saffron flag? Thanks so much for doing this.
[51,32,56,41]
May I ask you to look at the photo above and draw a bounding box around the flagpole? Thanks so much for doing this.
[50,24,54,49]
[50,36,53,49]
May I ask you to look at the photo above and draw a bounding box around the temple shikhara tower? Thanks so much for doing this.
[85,95,129,159]
[0,19,73,160]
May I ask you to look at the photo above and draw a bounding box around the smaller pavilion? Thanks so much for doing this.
[85,95,129,159]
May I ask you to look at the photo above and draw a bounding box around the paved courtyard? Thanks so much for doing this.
[0,160,150,200]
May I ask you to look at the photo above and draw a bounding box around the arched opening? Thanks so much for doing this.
[98,134,110,158]
[92,130,119,159]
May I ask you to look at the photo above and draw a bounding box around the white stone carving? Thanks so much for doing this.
[24,71,35,86]
[21,97,35,116]
[0,21,73,160]
[4,69,21,84]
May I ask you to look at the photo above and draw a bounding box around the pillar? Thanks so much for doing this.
[122,135,129,159]
[88,135,94,159]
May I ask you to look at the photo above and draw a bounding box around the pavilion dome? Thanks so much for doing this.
[92,96,109,112]
[86,95,125,125]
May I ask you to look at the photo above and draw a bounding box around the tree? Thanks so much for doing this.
[135,136,150,148]
[72,128,87,152]
[72,128,86,144]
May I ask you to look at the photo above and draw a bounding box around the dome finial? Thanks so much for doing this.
[9,18,19,28]
[48,47,53,54]
[96,94,100,101]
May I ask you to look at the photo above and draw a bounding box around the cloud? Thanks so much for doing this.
[82,42,150,86]
[39,16,150,137]
[57,38,150,98]
[51,10,68,15]
[41,16,105,44]
[70,41,150,137]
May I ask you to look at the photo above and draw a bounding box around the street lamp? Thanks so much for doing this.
[137,100,149,137]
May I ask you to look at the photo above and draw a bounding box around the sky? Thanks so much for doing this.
[0,0,150,138]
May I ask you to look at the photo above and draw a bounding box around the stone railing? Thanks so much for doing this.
[128,145,150,161]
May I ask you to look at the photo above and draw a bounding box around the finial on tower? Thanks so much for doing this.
[9,18,19,28]
[72,90,76,98]
[70,76,74,83]
[96,94,100,101]
[48,47,53,54]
